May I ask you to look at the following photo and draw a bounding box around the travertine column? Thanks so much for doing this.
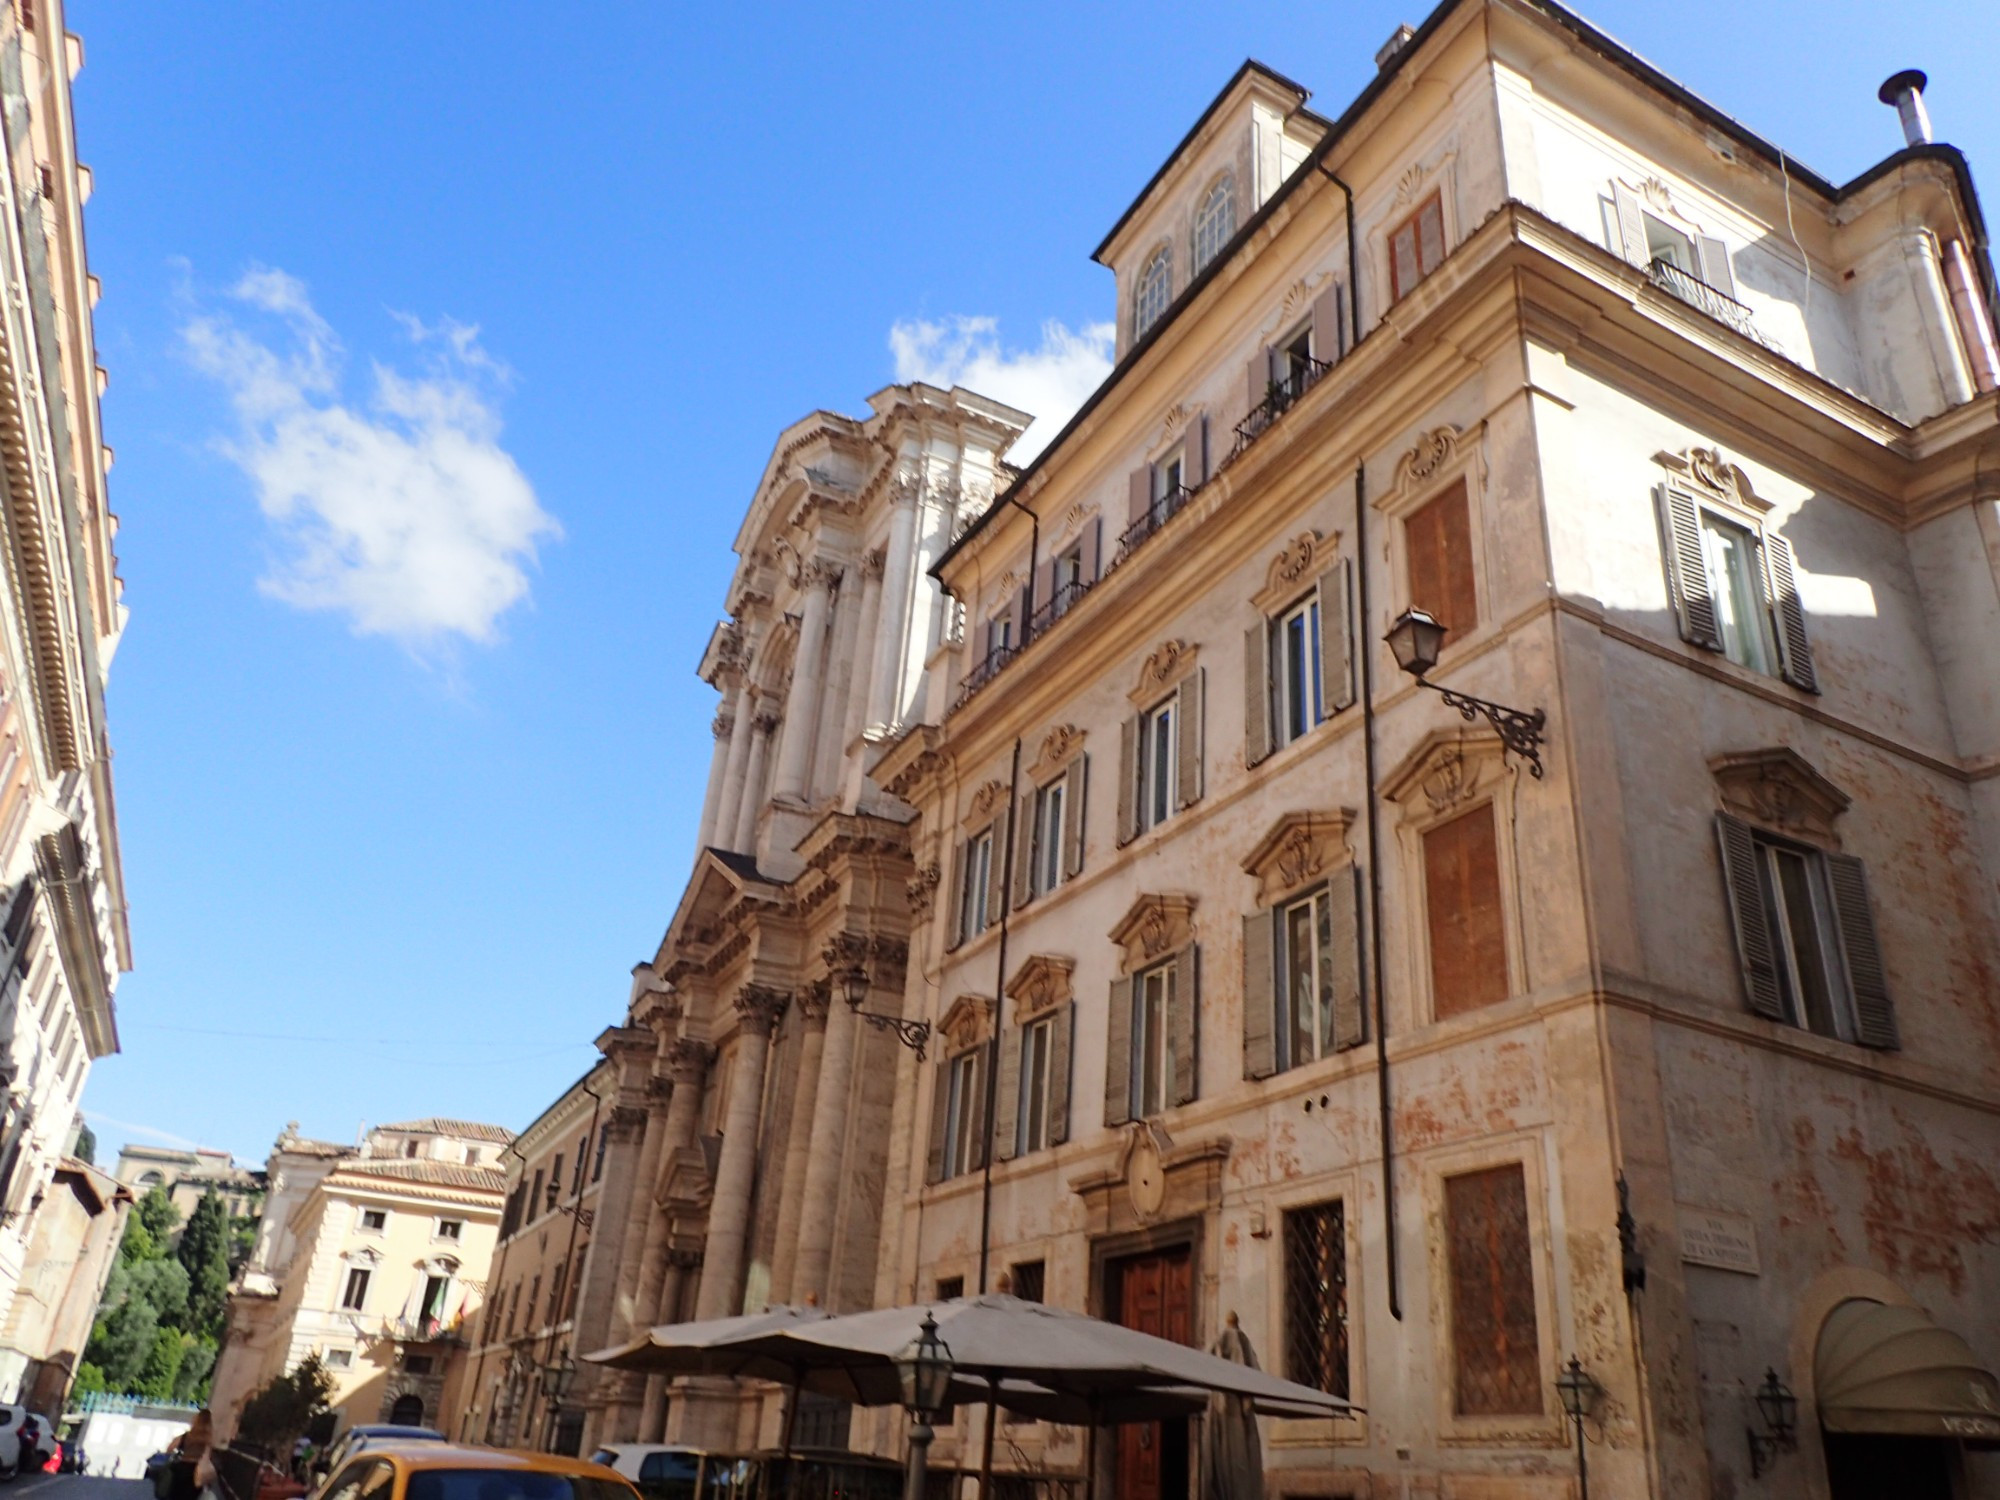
[714,685,757,853]
[637,1039,713,1441]
[693,987,788,1321]
[790,955,864,1306]
[731,713,778,853]
[772,565,834,803]
[811,568,860,801]
[765,986,830,1303]
[695,694,738,852]
[864,487,921,737]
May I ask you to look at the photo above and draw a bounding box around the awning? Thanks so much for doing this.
[1816,1299,2000,1442]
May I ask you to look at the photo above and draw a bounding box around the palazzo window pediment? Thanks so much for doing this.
[938,995,994,1053]
[1004,954,1075,1021]
[1240,809,1358,904]
[1109,892,1198,974]
[1710,747,1850,847]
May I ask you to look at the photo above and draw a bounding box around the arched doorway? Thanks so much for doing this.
[389,1393,425,1427]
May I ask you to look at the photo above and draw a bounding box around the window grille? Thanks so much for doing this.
[1011,1260,1045,1304]
[1283,1201,1348,1397]
[1445,1164,1541,1416]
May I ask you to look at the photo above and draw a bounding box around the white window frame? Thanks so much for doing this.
[1193,175,1235,272]
[358,1208,387,1234]
[1271,593,1324,748]
[1643,211,1696,275]
[323,1346,354,1370]
[433,1218,464,1243]
[1698,507,1777,675]
[1754,833,1860,1043]
[1018,1016,1054,1156]
[1136,246,1173,336]
[1277,886,1335,1068]
[1136,697,1177,834]
[1051,542,1085,619]
[340,1266,371,1312]
[1153,443,1186,503]
[942,1050,980,1180]
[963,829,994,939]
[1033,779,1066,897]
[1132,961,1175,1118]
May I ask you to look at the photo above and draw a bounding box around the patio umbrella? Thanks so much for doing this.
[584,1305,833,1453]
[1199,1313,1266,1500]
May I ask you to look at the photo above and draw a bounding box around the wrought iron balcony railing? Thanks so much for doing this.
[1646,257,1758,341]
[1117,484,1195,563]
[952,640,1021,711]
[1026,577,1092,636]
[1228,356,1333,463]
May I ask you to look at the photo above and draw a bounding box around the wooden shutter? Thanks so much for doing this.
[1611,180,1646,267]
[1444,1164,1541,1416]
[993,1026,1024,1161]
[1311,282,1342,362]
[946,840,967,951]
[1242,912,1277,1080]
[1081,517,1102,583]
[1033,558,1056,623]
[1012,585,1032,647]
[1189,413,1208,486]
[1330,862,1366,1050]
[1390,219,1419,303]
[1062,754,1088,878]
[984,823,1007,930]
[1714,813,1786,1021]
[1048,1002,1074,1144]
[1695,235,1736,299]
[925,1063,950,1185]
[965,1047,989,1171]
[1416,195,1445,275]
[1127,468,1153,530]
[1011,793,1036,910]
[1405,480,1475,636]
[1826,853,1898,1049]
[1319,555,1356,713]
[1175,669,1204,810]
[1762,532,1818,692]
[1105,977,1134,1127]
[1116,716,1139,846]
[1656,486,1723,650]
[1424,804,1509,1020]
[1244,621,1273,767]
[1246,348,1270,416]
[1169,944,1200,1107]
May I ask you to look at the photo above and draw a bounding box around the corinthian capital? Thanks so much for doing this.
[665,1037,714,1083]
[735,985,790,1037]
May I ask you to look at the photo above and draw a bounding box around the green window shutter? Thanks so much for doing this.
[1657,486,1722,650]
[1105,977,1134,1128]
[1048,1002,1074,1145]
[1242,910,1277,1080]
[1116,717,1139,846]
[1176,669,1205,810]
[1170,944,1200,1107]
[946,840,967,952]
[1330,863,1367,1050]
[993,1024,1023,1161]
[1826,854,1898,1050]
[925,1063,949,1185]
[1011,794,1036,911]
[1062,754,1088,878]
[1714,813,1786,1021]
[1320,556,1356,713]
[1762,531,1818,693]
[1244,622,1272,768]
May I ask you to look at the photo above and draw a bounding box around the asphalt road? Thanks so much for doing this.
[13,1477,150,1500]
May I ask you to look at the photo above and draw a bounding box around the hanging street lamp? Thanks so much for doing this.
[1384,608,1548,778]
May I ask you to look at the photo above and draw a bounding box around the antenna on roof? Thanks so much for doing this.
[1877,69,1933,148]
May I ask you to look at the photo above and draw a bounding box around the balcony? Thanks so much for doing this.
[1226,355,1333,466]
[1646,257,1759,342]
[1026,577,1092,636]
[1116,484,1195,564]
[385,1314,466,1346]
[952,639,1020,712]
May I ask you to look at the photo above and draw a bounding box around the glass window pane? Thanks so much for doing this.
[1309,601,1323,723]
[1285,901,1316,1064]
[1702,513,1772,673]
[1315,892,1335,1055]
[1773,849,1843,1039]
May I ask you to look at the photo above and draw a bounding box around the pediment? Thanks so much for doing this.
[1251,531,1334,613]
[1109,892,1198,973]
[1240,809,1357,903]
[1656,445,1772,515]
[1710,747,1850,847]
[1028,724,1087,782]
[939,995,994,1053]
[1004,955,1075,1021]
[1381,728,1510,815]
[1129,639,1199,705]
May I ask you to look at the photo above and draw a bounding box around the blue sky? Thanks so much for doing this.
[72,0,2000,1167]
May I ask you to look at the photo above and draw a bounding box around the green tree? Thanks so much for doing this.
[236,1355,334,1458]
[177,1190,232,1333]
[125,1257,190,1331]
[172,1335,217,1405]
[71,1123,95,1166]
[85,1281,157,1391]
[70,1363,106,1400]
[136,1327,184,1399]
[135,1186,180,1244]
[118,1216,159,1265]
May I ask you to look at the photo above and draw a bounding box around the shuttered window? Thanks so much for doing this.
[1137,699,1176,833]
[996,1003,1074,1160]
[1424,804,1508,1020]
[961,828,995,940]
[1445,1164,1540,1417]
[1404,480,1476,639]
[1018,1017,1053,1154]
[1657,486,1817,691]
[1248,563,1356,767]
[1244,866,1365,1079]
[1714,813,1897,1048]
[1389,191,1447,303]
[1134,962,1172,1118]
[1111,946,1199,1122]
[1284,1200,1349,1398]
[929,1048,988,1184]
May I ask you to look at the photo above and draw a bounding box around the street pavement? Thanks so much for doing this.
[14,1476,150,1500]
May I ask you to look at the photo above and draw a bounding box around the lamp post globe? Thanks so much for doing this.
[1385,608,1447,679]
[1753,1369,1798,1443]
[841,964,871,1011]
[896,1310,955,1415]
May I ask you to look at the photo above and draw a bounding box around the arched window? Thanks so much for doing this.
[1135,247,1173,337]
[389,1393,425,1425]
[1193,176,1235,271]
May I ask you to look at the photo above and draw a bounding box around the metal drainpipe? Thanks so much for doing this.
[1313,163,1362,353]
[977,735,1024,1295]
[1354,458,1402,1321]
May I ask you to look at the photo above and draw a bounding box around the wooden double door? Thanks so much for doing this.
[1109,1247,1193,1500]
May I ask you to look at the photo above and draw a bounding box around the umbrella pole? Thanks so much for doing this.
[783,1369,801,1457]
[978,1396,996,1500]
[1084,1398,1099,1500]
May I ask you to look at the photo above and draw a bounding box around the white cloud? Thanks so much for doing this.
[185,267,559,652]
[889,315,1113,463]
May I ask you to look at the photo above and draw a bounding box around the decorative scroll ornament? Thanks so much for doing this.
[1138,638,1196,692]
[1040,723,1084,768]
[1276,826,1322,889]
[1005,954,1076,1020]
[907,862,942,916]
[1161,403,1190,439]
[734,985,790,1036]
[1687,446,1739,499]
[665,1037,715,1081]
[1641,176,1675,213]
[712,712,734,741]
[1280,277,1312,322]
[1400,425,1460,485]
[1394,163,1428,205]
[970,778,1009,820]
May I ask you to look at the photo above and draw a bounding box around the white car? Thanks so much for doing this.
[586,1445,702,1491]
[0,1405,30,1476]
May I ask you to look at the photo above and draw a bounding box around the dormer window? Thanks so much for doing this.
[1193,177,1235,273]
[1136,246,1173,337]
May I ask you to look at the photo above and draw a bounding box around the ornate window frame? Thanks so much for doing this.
[1262,1165,1369,1447]
[1380,423,1490,661]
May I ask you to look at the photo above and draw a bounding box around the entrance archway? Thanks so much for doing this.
[389,1393,425,1427]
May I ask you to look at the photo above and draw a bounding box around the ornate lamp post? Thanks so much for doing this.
[1384,608,1547,778]
[539,1351,577,1451]
[895,1311,955,1500]
[1555,1355,1602,1500]
[843,963,933,1060]
[1747,1368,1798,1477]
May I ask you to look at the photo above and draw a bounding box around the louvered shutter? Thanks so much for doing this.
[1246,348,1270,418]
[1081,517,1102,583]
[1714,813,1786,1021]
[983,822,1007,930]
[1657,486,1723,650]
[1012,585,1032,650]
[1127,468,1153,530]
[1695,235,1737,300]
[1244,622,1272,767]
[1242,912,1277,1080]
[993,1026,1023,1161]
[1011,793,1036,910]
[973,618,991,674]
[1176,669,1205,810]
[1105,977,1134,1127]
[1319,556,1356,713]
[946,840,967,951]
[1611,181,1646,267]
[1062,754,1088,877]
[1826,854,1898,1049]
[1048,1002,1074,1144]
[1762,532,1818,692]
[966,1047,989,1171]
[1169,944,1200,1107]
[1330,863,1367,1050]
[1311,282,1342,362]
[1033,558,1056,627]
[925,1064,950,1184]
[1117,717,1139,846]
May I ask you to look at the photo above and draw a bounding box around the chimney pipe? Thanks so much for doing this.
[1878,69,1933,148]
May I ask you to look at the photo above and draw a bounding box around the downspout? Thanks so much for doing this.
[978,736,1024,1295]
[1354,459,1401,1321]
[1943,237,2000,393]
[1313,163,1363,350]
